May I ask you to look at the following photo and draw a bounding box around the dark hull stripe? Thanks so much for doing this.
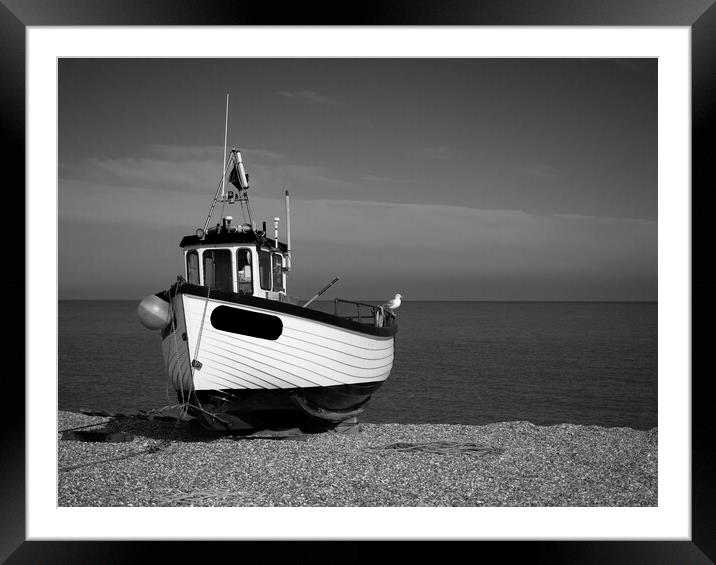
[177,283,398,338]
[197,382,382,414]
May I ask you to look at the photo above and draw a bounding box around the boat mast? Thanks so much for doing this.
[202,95,239,234]
[221,93,229,200]
[199,97,257,235]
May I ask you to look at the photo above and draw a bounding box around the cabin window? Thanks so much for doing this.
[202,249,233,293]
[236,248,253,295]
[211,306,283,340]
[186,250,199,285]
[272,253,284,292]
[258,249,272,291]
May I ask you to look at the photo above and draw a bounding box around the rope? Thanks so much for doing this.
[363,441,505,456]
[240,201,247,224]
[164,282,202,412]
[192,285,210,369]
[58,403,202,473]
[188,286,211,406]
[59,440,171,473]
[58,419,112,433]
[141,403,187,418]
[165,376,172,407]
[182,401,233,428]
[59,403,187,434]
[164,282,213,418]
[166,283,186,406]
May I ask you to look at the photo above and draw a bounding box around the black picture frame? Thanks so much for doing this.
[4,1,713,562]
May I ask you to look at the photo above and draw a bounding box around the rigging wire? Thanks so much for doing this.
[203,157,234,233]
[240,201,247,224]
[204,151,254,230]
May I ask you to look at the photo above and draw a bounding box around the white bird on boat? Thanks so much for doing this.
[383,293,402,311]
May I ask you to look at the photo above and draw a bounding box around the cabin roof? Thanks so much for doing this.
[180,230,288,252]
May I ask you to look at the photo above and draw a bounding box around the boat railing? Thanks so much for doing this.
[333,298,396,328]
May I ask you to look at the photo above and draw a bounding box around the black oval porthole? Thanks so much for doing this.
[210,306,283,340]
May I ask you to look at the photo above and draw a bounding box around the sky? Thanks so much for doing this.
[58,58,657,301]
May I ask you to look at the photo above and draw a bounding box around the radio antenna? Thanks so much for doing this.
[221,93,229,199]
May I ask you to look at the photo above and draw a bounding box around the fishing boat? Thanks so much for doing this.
[137,127,398,432]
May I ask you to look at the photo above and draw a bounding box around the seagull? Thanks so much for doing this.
[383,293,402,311]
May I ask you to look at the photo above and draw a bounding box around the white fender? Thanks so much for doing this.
[137,294,171,330]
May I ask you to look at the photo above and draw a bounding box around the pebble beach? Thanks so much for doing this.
[58,410,657,507]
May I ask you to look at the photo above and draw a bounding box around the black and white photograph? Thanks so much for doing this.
[0,0,707,559]
[57,56,659,509]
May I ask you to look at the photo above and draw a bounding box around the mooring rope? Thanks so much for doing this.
[165,282,207,413]
[58,403,188,434]
[58,440,172,473]
[58,401,238,474]
[184,285,211,415]
[58,419,113,434]
[192,286,211,374]
[60,283,233,474]
[166,283,187,406]
[151,281,225,427]
[59,403,197,473]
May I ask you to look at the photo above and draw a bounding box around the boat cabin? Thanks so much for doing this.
[179,216,290,302]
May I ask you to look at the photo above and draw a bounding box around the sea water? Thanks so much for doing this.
[58,301,657,429]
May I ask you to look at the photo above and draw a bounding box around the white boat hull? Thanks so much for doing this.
[158,284,397,430]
